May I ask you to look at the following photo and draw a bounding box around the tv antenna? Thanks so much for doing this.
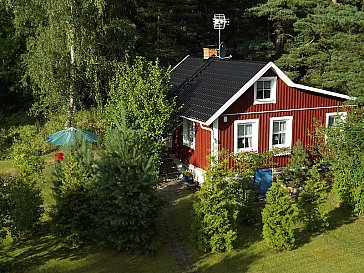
[213,14,229,59]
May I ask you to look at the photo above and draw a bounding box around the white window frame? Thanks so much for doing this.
[183,119,195,149]
[326,112,347,128]
[269,116,293,150]
[253,76,277,104]
[234,119,259,153]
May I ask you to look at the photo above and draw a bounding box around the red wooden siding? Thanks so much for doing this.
[173,122,211,169]
[219,69,347,167]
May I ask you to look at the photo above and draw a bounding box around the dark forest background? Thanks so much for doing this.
[1,0,363,119]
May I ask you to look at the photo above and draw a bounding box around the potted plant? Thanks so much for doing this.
[182,169,194,184]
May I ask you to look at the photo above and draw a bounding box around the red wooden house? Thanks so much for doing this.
[171,54,352,184]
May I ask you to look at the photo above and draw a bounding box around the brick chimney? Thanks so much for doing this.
[203,46,218,59]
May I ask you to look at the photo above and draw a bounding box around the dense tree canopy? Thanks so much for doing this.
[277,4,364,96]
[5,0,136,120]
[1,0,363,117]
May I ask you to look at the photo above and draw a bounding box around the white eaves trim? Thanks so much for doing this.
[181,115,205,124]
[205,62,354,125]
[170,55,190,73]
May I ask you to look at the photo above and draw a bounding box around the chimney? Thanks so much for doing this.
[203,46,218,59]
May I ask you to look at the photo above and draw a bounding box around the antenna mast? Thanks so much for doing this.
[213,14,229,59]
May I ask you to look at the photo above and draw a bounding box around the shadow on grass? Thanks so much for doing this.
[0,223,88,273]
[198,251,261,273]
[295,205,356,248]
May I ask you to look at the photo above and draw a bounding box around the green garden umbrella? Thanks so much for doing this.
[45,127,99,146]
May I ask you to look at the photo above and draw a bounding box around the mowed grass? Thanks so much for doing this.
[2,158,364,273]
[0,159,16,175]
[174,190,364,273]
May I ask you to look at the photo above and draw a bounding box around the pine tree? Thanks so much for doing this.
[277,4,364,96]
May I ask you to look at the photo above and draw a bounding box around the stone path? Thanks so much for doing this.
[159,179,199,273]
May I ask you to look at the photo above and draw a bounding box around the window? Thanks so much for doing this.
[254,77,277,104]
[234,119,259,153]
[183,119,195,149]
[269,116,293,149]
[326,112,347,128]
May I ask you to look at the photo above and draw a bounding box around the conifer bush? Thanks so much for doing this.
[90,124,162,253]
[298,165,329,231]
[192,151,270,252]
[191,153,238,252]
[262,180,299,251]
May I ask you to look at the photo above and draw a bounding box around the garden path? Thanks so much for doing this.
[159,179,199,273]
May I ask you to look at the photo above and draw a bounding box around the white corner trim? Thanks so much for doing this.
[204,62,353,125]
[170,55,190,72]
[212,119,219,158]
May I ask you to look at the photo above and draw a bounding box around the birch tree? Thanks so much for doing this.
[5,0,136,124]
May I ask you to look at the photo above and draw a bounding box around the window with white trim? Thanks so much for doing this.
[254,76,277,104]
[269,116,293,149]
[183,119,195,149]
[234,119,259,153]
[326,112,347,128]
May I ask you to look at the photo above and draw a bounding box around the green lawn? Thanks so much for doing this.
[0,159,16,175]
[1,159,364,273]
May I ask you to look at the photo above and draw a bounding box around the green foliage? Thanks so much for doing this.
[280,140,309,189]
[107,56,177,164]
[90,122,162,253]
[277,4,364,96]
[0,174,43,240]
[51,142,95,248]
[6,0,136,118]
[192,151,237,253]
[325,107,364,215]
[51,146,93,248]
[10,125,47,181]
[262,180,299,251]
[247,0,327,58]
[298,165,329,231]
[192,150,272,252]
[0,2,31,114]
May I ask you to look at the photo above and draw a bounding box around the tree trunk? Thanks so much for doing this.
[65,4,76,128]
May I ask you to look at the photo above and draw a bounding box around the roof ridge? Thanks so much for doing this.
[174,57,215,93]
[187,56,268,65]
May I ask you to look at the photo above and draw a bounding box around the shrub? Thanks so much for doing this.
[280,140,309,189]
[51,142,95,248]
[191,152,238,252]
[262,180,299,251]
[90,124,162,253]
[0,175,43,239]
[324,107,364,215]
[10,125,47,181]
[192,150,271,252]
[298,165,329,231]
[107,57,178,166]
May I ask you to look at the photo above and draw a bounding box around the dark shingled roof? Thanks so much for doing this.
[171,56,268,123]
